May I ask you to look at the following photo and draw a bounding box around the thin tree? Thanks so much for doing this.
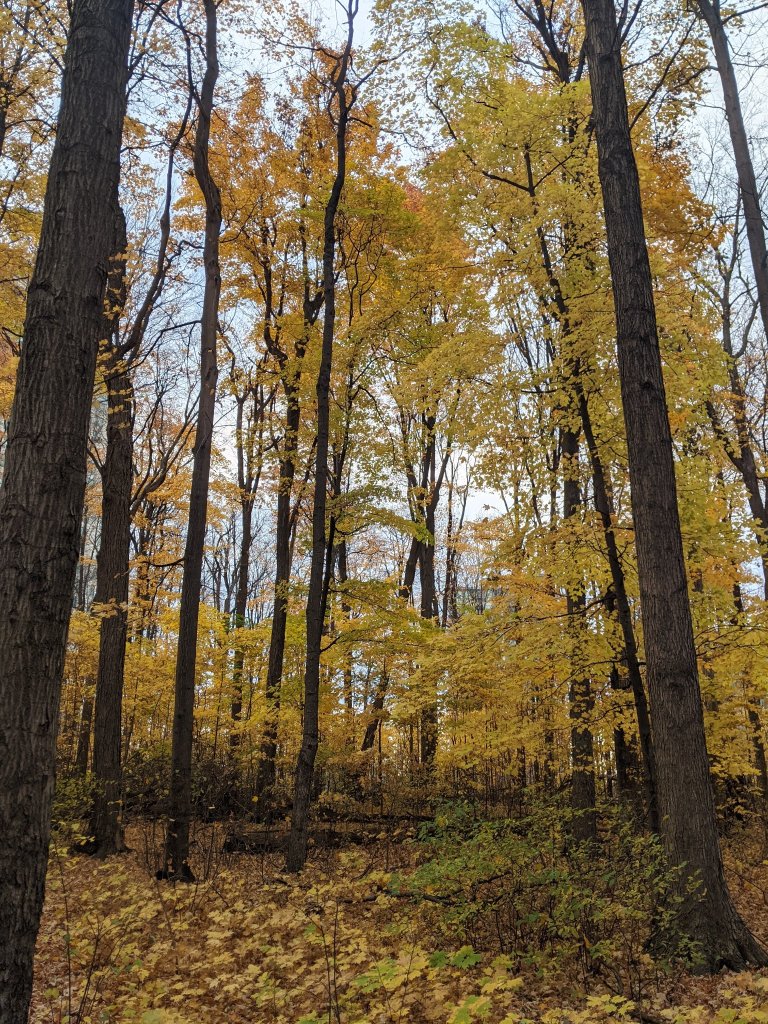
[580,0,766,970]
[165,0,222,880]
[89,99,192,858]
[0,0,134,1016]
[693,0,768,342]
[286,1,358,872]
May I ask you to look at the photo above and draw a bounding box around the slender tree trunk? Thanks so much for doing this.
[75,692,94,776]
[695,0,768,342]
[361,672,388,753]
[575,381,658,829]
[0,0,133,1016]
[732,583,768,802]
[287,25,355,872]
[562,426,596,842]
[230,495,253,740]
[166,0,221,880]
[419,507,439,768]
[581,0,766,970]
[337,538,354,715]
[91,356,133,856]
[253,388,299,816]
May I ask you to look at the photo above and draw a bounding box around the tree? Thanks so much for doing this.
[692,0,768,345]
[165,0,222,880]
[580,0,766,970]
[287,1,358,872]
[0,0,134,1016]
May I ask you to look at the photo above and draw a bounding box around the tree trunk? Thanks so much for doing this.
[166,0,221,880]
[562,426,597,843]
[695,0,768,342]
[286,24,355,872]
[419,509,439,768]
[336,537,354,715]
[581,0,766,970]
[91,355,133,857]
[74,692,94,776]
[575,381,658,829]
[254,382,301,816]
[0,0,133,1016]
[230,493,253,740]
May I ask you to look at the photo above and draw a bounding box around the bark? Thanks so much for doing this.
[419,490,439,767]
[694,0,768,343]
[165,0,221,880]
[581,0,766,970]
[336,538,354,714]
[562,426,597,843]
[253,382,300,816]
[361,673,389,753]
[732,583,768,802]
[0,0,133,1016]
[91,356,133,856]
[575,382,658,829]
[91,80,189,858]
[230,496,253,737]
[230,384,264,743]
[74,692,94,776]
[286,20,355,872]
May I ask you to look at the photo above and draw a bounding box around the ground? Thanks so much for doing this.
[30,822,768,1024]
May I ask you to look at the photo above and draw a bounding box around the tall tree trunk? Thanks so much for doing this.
[0,0,133,1016]
[336,537,354,715]
[575,381,658,829]
[75,692,94,776]
[254,383,300,816]
[361,671,389,753]
[694,0,768,342]
[230,493,253,740]
[732,583,768,802]
[581,0,766,970]
[562,425,597,842]
[165,0,221,880]
[91,355,133,856]
[286,20,355,872]
[419,474,439,768]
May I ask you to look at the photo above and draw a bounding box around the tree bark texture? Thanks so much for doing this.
[562,426,597,843]
[0,0,134,1017]
[91,356,133,856]
[287,26,355,872]
[581,0,766,970]
[576,381,658,829]
[166,0,221,879]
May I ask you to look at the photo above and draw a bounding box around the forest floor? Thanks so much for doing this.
[30,821,768,1024]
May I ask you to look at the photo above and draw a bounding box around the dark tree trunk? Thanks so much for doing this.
[562,426,596,842]
[254,384,300,815]
[91,355,133,857]
[230,493,253,739]
[74,692,94,776]
[166,0,221,880]
[287,21,355,872]
[361,672,389,753]
[336,538,354,715]
[575,382,658,829]
[419,502,439,768]
[694,0,768,342]
[732,583,768,802]
[0,0,133,1016]
[581,0,766,970]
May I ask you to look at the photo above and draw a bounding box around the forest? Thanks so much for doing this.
[1,0,768,1021]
